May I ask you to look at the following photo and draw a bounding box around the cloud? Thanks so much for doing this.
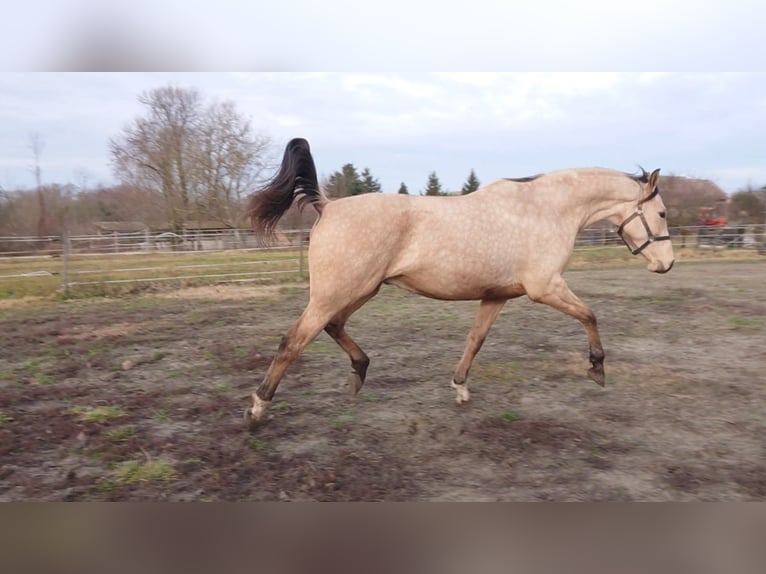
[341,75,439,100]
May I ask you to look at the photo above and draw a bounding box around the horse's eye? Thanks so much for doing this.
[659,211,667,219]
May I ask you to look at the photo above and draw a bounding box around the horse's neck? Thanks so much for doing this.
[559,173,637,231]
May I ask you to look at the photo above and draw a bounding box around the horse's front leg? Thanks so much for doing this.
[528,276,605,386]
[452,299,507,403]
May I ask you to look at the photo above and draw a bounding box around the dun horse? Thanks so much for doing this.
[244,138,674,427]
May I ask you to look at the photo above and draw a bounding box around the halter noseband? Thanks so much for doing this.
[616,187,671,255]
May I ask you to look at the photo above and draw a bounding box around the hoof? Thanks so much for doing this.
[451,381,470,405]
[244,407,260,431]
[349,372,364,396]
[588,366,606,387]
[244,394,270,431]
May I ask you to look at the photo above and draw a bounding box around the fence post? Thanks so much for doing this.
[62,230,71,296]
[298,227,306,279]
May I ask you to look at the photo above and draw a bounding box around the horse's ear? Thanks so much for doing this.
[648,168,661,190]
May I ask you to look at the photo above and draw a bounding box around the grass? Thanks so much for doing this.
[112,458,176,485]
[0,247,304,299]
[104,426,136,442]
[249,439,269,451]
[305,340,338,356]
[30,373,54,385]
[730,317,764,330]
[68,405,126,424]
[0,412,14,426]
[152,410,171,423]
[499,410,522,423]
[3,244,764,301]
[332,410,355,429]
[272,401,291,414]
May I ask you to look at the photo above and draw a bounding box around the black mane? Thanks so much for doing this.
[626,167,651,183]
[504,174,543,183]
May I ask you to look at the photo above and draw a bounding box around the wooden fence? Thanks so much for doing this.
[1,225,764,296]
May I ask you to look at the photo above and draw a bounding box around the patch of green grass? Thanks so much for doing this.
[332,410,355,429]
[212,383,231,393]
[249,439,269,451]
[68,405,126,424]
[20,359,42,372]
[272,401,291,414]
[31,373,54,385]
[96,480,115,493]
[87,450,105,462]
[499,410,522,423]
[1,248,306,300]
[731,317,764,330]
[151,351,167,362]
[306,340,337,356]
[472,361,523,382]
[0,412,14,426]
[112,458,176,485]
[152,409,171,423]
[104,426,136,442]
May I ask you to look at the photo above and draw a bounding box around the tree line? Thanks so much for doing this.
[324,164,482,198]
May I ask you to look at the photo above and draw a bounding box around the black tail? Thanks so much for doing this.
[247,138,326,239]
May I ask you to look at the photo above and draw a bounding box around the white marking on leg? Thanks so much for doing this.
[250,394,271,420]
[451,380,470,405]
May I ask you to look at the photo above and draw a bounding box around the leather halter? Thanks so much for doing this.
[616,187,671,255]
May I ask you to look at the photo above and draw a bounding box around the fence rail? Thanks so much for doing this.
[1,225,764,296]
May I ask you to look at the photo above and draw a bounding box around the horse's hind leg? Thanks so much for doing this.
[324,288,380,395]
[325,323,369,395]
[246,301,335,428]
[452,299,506,404]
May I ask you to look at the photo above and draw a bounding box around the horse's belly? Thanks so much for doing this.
[385,271,525,301]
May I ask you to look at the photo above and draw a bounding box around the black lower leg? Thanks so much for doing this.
[351,355,369,382]
[588,348,605,386]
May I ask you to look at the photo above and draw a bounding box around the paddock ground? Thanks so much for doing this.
[1,259,764,500]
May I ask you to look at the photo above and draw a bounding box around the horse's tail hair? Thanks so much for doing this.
[247,138,326,240]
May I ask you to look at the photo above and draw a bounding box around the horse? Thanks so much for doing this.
[244,138,674,428]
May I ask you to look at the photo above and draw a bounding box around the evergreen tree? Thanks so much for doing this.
[424,172,443,196]
[461,169,480,194]
[360,167,382,194]
[397,182,409,195]
[325,163,364,197]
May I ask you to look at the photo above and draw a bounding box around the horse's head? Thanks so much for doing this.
[617,168,675,273]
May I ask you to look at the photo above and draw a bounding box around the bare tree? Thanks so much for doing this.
[109,86,270,232]
[192,100,272,226]
[0,185,11,235]
[110,86,201,231]
[29,132,48,237]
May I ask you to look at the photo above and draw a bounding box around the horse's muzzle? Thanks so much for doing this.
[652,260,674,274]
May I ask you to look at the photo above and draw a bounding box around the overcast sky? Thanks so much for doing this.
[1,72,765,195]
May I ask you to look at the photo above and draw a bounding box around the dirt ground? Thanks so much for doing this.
[1,260,765,501]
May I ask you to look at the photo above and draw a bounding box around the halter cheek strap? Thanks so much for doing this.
[616,188,671,256]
